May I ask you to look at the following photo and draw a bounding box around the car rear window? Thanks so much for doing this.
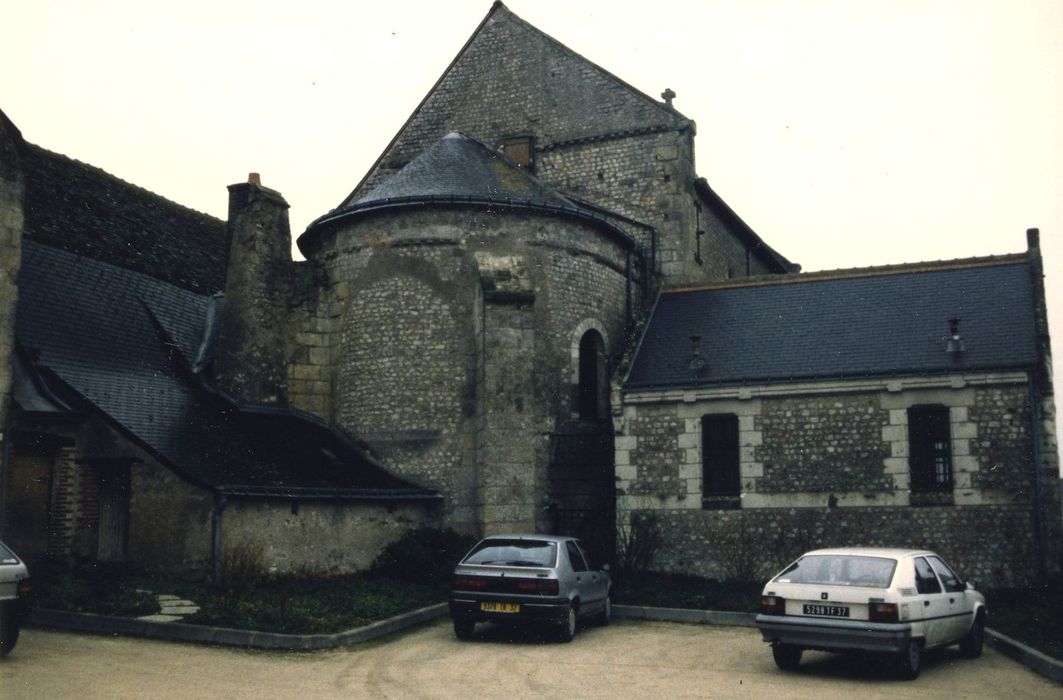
[462,539,557,567]
[0,541,19,565]
[774,555,897,588]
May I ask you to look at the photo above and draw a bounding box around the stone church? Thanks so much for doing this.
[0,3,1057,584]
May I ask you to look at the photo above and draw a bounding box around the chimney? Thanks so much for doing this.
[213,173,292,406]
[1027,227,1040,250]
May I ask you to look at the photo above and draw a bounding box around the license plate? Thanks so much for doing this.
[803,604,850,617]
[480,602,520,614]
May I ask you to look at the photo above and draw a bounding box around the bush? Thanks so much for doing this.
[616,512,662,577]
[370,527,477,588]
[32,560,157,616]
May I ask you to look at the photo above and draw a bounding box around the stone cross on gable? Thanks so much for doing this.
[661,88,676,108]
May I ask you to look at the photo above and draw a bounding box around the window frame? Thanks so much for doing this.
[496,135,535,172]
[701,413,740,509]
[907,404,953,494]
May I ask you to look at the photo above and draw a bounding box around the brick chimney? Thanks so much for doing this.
[213,174,292,406]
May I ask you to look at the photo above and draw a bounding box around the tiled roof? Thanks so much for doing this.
[15,241,438,499]
[302,132,633,253]
[354,132,574,208]
[624,257,1038,391]
[21,144,228,294]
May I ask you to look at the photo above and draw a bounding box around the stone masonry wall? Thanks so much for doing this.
[223,499,435,574]
[638,504,1039,587]
[618,375,1057,584]
[757,394,893,494]
[308,206,631,534]
[696,190,780,281]
[0,115,23,468]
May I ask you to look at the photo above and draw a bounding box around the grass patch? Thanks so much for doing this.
[30,561,444,635]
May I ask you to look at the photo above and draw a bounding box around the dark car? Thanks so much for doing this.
[449,534,611,642]
[0,539,31,657]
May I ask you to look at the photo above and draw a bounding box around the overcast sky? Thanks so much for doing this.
[2,0,1060,466]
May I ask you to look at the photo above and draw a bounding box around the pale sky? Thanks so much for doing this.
[2,0,1061,468]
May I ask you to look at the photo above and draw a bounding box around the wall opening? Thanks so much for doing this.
[577,330,605,419]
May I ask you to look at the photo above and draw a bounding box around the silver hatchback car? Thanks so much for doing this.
[449,535,611,642]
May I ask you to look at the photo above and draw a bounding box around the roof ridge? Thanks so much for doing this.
[23,238,212,301]
[340,2,687,207]
[496,3,689,124]
[665,252,1029,294]
[26,142,223,224]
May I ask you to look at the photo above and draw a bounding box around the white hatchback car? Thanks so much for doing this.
[755,547,986,679]
[0,539,31,657]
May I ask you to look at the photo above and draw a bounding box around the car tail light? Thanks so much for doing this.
[869,602,899,623]
[17,578,30,597]
[452,575,487,591]
[515,579,559,595]
[759,595,785,615]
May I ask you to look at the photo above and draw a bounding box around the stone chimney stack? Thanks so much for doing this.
[213,174,292,406]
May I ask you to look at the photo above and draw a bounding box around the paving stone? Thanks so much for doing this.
[137,614,183,623]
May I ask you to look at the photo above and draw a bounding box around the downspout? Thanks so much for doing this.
[211,492,228,581]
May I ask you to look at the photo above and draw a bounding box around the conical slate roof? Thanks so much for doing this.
[355,132,574,209]
[300,132,631,255]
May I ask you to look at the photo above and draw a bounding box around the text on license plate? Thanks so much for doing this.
[803,604,850,617]
[480,602,520,614]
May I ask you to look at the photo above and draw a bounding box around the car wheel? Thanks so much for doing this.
[0,603,19,657]
[771,642,802,670]
[452,617,475,641]
[894,639,921,680]
[558,605,577,643]
[959,613,985,658]
[599,595,612,626]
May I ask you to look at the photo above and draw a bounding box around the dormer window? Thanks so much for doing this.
[497,136,535,172]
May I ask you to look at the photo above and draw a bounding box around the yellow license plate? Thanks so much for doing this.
[480,602,520,613]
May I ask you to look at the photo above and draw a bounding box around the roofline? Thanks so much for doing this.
[693,177,797,274]
[217,486,442,502]
[24,143,224,226]
[299,195,637,257]
[620,287,665,388]
[623,364,1037,393]
[26,363,220,493]
[339,1,688,207]
[665,252,1029,295]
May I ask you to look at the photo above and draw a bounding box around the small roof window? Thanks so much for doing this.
[497,135,535,172]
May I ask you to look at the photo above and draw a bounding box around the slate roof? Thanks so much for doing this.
[15,240,439,500]
[624,257,1039,391]
[21,144,228,294]
[302,133,632,253]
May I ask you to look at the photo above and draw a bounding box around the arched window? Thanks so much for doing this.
[577,330,604,419]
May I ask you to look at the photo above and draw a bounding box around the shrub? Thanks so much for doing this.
[370,526,477,587]
[616,512,662,576]
[215,539,267,602]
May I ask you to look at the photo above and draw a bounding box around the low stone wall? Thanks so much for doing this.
[630,504,1044,587]
[222,499,437,574]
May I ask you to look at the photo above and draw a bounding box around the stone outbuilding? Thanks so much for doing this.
[619,242,1059,585]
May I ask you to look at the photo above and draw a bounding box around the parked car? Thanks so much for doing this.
[449,534,610,642]
[756,547,986,679]
[0,539,31,657]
